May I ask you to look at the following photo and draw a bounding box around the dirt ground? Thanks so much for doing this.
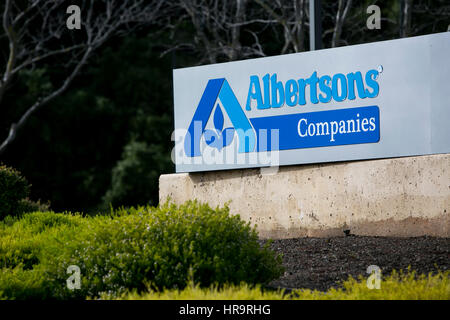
[261,236,450,292]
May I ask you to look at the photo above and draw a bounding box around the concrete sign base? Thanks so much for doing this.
[159,154,450,238]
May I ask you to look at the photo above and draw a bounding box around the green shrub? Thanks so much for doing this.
[0,211,85,271]
[0,211,86,299]
[0,267,49,300]
[0,165,30,220]
[45,201,283,299]
[0,201,284,299]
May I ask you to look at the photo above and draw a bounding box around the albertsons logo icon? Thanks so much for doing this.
[184,78,256,157]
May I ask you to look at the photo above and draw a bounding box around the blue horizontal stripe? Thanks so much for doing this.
[249,106,380,151]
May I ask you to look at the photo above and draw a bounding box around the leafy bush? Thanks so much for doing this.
[0,165,31,220]
[0,267,49,300]
[110,269,450,300]
[45,201,283,299]
[0,201,283,299]
[0,211,86,299]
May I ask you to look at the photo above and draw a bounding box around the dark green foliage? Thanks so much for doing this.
[0,211,86,299]
[0,165,31,220]
[102,140,172,208]
[0,201,283,299]
[0,165,50,220]
[17,198,51,214]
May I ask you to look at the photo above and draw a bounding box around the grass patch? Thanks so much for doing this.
[110,269,450,300]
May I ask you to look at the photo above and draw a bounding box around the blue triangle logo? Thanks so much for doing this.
[184,78,256,157]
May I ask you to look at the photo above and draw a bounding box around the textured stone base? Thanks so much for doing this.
[159,154,450,238]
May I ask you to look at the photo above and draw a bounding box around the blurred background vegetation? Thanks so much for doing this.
[0,0,448,213]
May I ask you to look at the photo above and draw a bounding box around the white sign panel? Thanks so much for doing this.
[172,32,450,173]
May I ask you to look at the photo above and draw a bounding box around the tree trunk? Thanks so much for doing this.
[331,0,352,48]
[400,0,413,38]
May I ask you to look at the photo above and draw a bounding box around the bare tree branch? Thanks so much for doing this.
[0,0,166,155]
[254,0,307,54]
[166,0,268,65]
[400,0,413,37]
[1,0,16,104]
[331,0,352,47]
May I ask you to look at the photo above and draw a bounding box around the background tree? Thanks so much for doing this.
[330,0,353,47]
[0,0,165,154]
[1,0,448,212]
[254,0,308,53]
[164,0,270,64]
[399,0,413,37]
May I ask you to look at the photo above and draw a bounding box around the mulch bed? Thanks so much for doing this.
[261,236,450,292]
